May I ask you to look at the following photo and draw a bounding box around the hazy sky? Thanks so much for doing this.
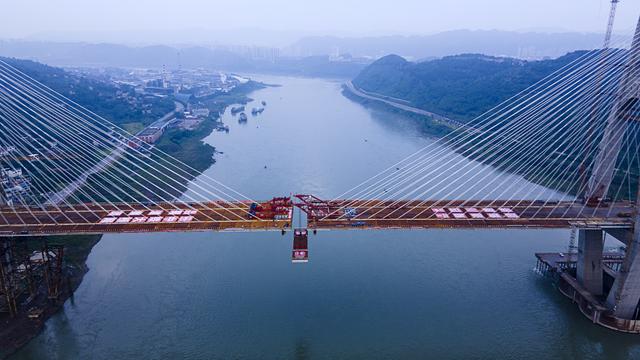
[2,0,640,45]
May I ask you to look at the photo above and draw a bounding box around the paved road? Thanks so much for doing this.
[46,102,183,206]
[344,81,470,130]
[144,101,184,131]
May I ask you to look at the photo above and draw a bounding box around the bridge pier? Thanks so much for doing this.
[606,222,640,319]
[576,229,605,296]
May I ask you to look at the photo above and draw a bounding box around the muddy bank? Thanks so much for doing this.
[0,235,101,359]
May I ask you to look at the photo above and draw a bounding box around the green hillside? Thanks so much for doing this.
[353,52,588,122]
[1,57,174,126]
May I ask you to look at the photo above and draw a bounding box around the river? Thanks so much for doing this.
[13,75,640,359]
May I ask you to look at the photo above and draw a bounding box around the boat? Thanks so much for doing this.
[238,113,248,123]
[230,106,245,114]
[251,107,265,115]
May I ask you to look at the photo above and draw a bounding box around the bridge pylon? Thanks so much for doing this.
[590,16,640,321]
[604,165,640,318]
[585,16,640,204]
[606,223,640,319]
[557,14,640,327]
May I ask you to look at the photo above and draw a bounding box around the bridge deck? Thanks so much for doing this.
[0,199,634,237]
[307,200,635,230]
[0,201,291,236]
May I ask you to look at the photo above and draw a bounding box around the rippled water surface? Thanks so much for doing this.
[14,75,640,360]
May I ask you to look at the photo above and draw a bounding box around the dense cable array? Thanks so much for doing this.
[325,32,640,222]
[1,31,639,228]
[0,59,259,225]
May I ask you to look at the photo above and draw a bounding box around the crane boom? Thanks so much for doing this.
[581,0,623,203]
[604,0,620,48]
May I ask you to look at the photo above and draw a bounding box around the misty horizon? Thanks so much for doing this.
[2,0,639,48]
[4,27,628,48]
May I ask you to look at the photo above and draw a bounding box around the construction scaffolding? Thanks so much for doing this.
[0,238,64,318]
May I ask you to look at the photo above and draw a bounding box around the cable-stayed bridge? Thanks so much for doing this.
[2,9,640,331]
[1,34,640,236]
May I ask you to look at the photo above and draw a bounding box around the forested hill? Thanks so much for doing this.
[0,57,174,126]
[352,51,589,122]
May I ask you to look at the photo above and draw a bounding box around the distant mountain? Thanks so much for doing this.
[0,41,367,78]
[0,41,252,69]
[24,28,308,48]
[287,30,614,60]
[352,52,591,121]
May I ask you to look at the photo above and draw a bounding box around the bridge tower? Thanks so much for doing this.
[578,14,640,320]
[585,15,640,204]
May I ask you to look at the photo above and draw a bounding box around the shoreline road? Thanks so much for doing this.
[46,102,184,206]
[344,81,471,130]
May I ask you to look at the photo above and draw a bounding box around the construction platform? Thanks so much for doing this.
[535,252,640,333]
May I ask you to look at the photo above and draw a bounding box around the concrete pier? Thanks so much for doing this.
[576,229,605,296]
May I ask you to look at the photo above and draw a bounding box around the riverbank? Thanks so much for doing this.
[145,81,266,174]
[0,235,101,359]
[67,79,268,203]
[151,80,267,193]
[14,74,640,360]
[342,83,454,138]
[342,81,604,198]
[1,80,266,358]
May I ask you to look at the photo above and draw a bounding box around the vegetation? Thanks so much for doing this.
[350,50,640,201]
[75,81,264,203]
[0,58,264,203]
[341,86,454,138]
[156,118,217,174]
[155,81,264,175]
[1,57,175,126]
[121,122,146,134]
[353,52,587,122]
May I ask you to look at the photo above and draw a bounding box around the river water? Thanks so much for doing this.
[13,75,640,359]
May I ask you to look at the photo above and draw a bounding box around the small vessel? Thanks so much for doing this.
[251,107,265,115]
[238,113,248,123]
[231,106,245,114]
